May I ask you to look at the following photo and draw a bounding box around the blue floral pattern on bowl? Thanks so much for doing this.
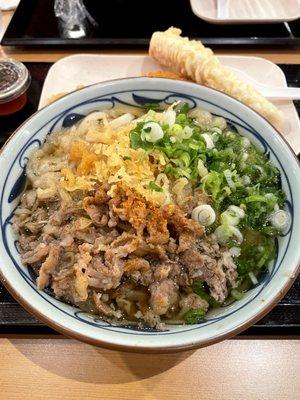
[0,78,298,350]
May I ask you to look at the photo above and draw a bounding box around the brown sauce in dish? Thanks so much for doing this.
[0,91,28,115]
[0,59,31,116]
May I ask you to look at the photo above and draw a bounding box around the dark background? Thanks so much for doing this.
[2,0,300,47]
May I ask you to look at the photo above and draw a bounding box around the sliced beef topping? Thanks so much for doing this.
[14,179,237,329]
[22,243,50,264]
[149,279,179,316]
[37,245,60,289]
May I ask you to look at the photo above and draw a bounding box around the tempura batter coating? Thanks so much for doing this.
[149,27,282,128]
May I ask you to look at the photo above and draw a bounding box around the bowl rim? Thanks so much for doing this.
[1,262,298,353]
[0,76,299,353]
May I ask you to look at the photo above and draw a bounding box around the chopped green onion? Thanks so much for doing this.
[189,143,199,150]
[128,103,287,251]
[197,159,208,178]
[245,195,268,203]
[221,210,240,226]
[228,205,245,219]
[201,171,222,200]
[231,289,244,300]
[229,246,241,257]
[241,137,251,148]
[161,109,176,127]
[143,102,162,111]
[183,308,206,324]
[179,152,191,167]
[176,103,191,114]
[242,175,251,185]
[141,122,164,143]
[224,169,236,191]
[201,133,215,149]
[192,204,216,226]
[149,181,163,192]
[182,126,193,139]
[248,272,258,285]
[192,281,219,307]
[215,225,243,245]
[169,124,183,136]
[177,168,191,179]
[236,233,275,276]
[269,210,290,231]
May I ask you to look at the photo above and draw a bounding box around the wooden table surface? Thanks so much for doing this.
[0,337,299,400]
[0,9,300,400]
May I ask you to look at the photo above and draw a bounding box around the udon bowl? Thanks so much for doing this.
[0,78,299,352]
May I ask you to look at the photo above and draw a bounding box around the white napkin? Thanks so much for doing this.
[0,0,20,11]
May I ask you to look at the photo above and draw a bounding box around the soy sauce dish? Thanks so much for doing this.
[0,78,299,352]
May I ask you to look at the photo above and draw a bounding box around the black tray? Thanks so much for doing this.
[2,0,300,48]
[0,63,299,335]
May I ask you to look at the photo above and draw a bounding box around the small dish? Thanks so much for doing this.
[190,0,300,24]
[0,58,31,115]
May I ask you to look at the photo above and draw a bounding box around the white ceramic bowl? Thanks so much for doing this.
[0,78,299,352]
